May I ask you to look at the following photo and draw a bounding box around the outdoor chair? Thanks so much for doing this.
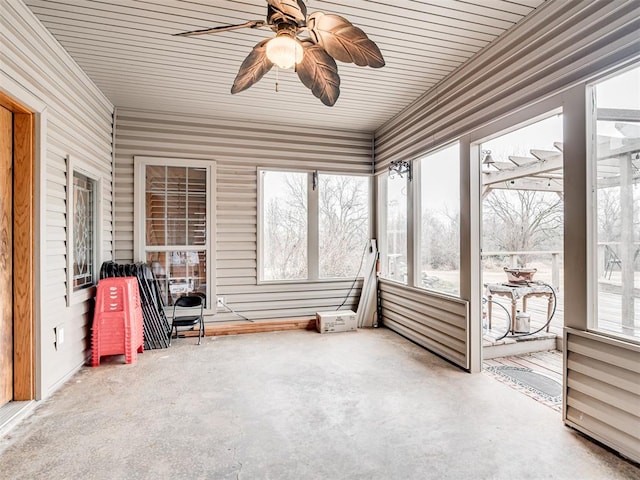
[169,294,205,345]
[604,245,622,280]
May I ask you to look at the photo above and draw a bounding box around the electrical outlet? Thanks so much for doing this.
[217,296,224,307]
[54,325,64,350]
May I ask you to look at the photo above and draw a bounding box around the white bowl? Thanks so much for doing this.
[503,267,537,284]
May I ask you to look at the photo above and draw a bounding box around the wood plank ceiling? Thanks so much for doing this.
[24,0,547,131]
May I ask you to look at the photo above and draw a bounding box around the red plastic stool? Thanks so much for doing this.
[91,277,144,366]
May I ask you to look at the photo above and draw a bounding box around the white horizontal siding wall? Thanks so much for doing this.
[114,108,372,321]
[1,0,113,398]
[374,0,640,170]
[564,329,640,463]
[379,280,469,369]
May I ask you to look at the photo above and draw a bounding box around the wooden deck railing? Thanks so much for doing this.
[481,250,562,290]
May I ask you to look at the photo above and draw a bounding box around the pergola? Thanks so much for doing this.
[482,143,563,197]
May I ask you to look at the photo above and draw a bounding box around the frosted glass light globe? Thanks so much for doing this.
[266,35,304,69]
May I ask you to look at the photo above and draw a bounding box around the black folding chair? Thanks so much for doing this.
[169,295,205,345]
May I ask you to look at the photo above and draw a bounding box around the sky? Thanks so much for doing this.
[596,65,640,139]
[481,115,563,165]
[596,65,640,110]
[420,143,460,220]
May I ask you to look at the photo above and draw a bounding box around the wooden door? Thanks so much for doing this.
[0,105,12,406]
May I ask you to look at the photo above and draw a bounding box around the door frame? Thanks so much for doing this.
[0,73,46,401]
[464,93,567,373]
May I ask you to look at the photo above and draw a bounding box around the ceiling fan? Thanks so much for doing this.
[174,0,385,106]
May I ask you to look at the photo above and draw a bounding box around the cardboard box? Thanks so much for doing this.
[316,310,357,334]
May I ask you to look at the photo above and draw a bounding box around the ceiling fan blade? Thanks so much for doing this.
[307,12,385,68]
[266,0,307,25]
[231,40,274,95]
[174,20,266,37]
[296,44,340,107]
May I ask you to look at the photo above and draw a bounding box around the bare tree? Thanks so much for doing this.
[597,187,621,242]
[263,174,307,280]
[483,190,563,264]
[263,173,369,280]
[421,209,460,270]
[319,175,369,277]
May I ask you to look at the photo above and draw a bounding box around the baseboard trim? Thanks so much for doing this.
[182,318,317,337]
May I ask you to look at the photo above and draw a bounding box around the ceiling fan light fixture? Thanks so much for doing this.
[266,33,304,69]
[176,0,385,105]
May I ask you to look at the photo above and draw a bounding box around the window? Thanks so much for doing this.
[259,170,371,282]
[384,173,408,284]
[135,158,214,307]
[261,171,308,281]
[418,143,460,295]
[590,64,640,340]
[72,173,96,290]
[66,155,102,305]
[319,174,370,278]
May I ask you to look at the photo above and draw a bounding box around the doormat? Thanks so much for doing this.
[484,366,562,410]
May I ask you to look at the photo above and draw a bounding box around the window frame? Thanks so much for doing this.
[257,168,373,284]
[378,168,411,286]
[134,156,215,312]
[66,154,103,307]
[414,141,461,297]
[586,63,640,344]
[258,168,310,283]
[378,142,463,298]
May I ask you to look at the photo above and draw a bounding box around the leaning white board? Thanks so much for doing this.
[356,239,378,328]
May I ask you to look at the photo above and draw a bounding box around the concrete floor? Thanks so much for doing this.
[0,328,638,480]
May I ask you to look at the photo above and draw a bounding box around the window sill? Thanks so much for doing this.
[67,285,96,307]
[586,327,640,347]
[257,277,364,286]
[378,276,408,287]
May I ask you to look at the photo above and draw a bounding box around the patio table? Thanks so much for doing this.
[485,282,555,334]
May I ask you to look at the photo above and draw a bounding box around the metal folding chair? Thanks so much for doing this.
[169,295,205,345]
[604,245,622,280]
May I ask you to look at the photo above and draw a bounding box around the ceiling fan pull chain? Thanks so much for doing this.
[275,66,280,92]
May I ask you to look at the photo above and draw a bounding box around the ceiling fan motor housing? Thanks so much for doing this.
[267,4,306,28]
